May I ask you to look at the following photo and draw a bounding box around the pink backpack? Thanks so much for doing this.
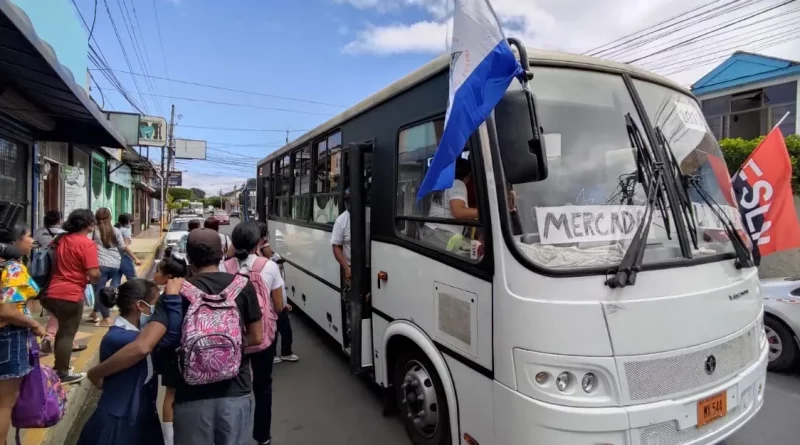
[179,275,248,385]
[224,257,278,354]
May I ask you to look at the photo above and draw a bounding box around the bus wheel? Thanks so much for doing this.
[393,350,451,445]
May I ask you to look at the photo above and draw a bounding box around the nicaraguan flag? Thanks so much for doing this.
[416,0,523,201]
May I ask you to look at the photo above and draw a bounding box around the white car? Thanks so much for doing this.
[163,218,193,254]
[760,277,800,371]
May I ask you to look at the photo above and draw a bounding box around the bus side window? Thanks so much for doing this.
[395,119,482,261]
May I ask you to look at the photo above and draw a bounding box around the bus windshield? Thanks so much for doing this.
[505,68,737,270]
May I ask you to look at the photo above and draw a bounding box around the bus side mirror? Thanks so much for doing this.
[494,89,548,185]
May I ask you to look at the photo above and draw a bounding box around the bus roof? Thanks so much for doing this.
[257,48,690,168]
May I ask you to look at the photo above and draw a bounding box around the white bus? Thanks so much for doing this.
[256,46,767,445]
[189,201,204,217]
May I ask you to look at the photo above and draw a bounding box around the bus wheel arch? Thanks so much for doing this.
[383,321,459,445]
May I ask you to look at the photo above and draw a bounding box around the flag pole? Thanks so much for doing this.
[772,111,790,131]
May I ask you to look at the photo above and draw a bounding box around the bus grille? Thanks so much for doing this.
[638,405,744,445]
[623,326,758,403]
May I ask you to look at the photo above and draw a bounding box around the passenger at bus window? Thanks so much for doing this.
[331,189,351,285]
[420,158,477,253]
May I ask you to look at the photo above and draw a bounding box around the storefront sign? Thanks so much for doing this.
[138,115,168,147]
[168,171,182,187]
[62,165,88,216]
[108,160,132,188]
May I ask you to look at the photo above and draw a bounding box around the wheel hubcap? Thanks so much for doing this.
[401,360,439,438]
[765,326,783,362]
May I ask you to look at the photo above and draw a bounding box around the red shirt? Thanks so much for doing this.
[47,233,99,302]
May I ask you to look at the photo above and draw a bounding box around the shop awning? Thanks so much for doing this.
[0,2,127,147]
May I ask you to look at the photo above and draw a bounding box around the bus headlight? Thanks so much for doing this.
[555,372,571,392]
[514,349,621,407]
[581,373,596,393]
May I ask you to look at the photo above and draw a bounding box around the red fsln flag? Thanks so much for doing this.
[731,128,800,265]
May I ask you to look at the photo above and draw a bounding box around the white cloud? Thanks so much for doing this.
[337,0,800,84]
[344,20,449,54]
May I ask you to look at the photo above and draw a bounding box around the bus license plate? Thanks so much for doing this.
[697,391,727,427]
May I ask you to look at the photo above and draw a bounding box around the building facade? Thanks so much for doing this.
[693,51,799,140]
[0,1,129,228]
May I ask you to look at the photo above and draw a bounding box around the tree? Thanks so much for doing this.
[203,196,223,208]
[166,194,182,211]
[190,188,206,199]
[168,187,192,201]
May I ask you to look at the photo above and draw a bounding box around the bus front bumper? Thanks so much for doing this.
[493,344,768,445]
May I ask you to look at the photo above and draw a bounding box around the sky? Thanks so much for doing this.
[73,0,800,195]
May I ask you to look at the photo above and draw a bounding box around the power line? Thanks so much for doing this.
[645,16,800,72]
[115,0,164,116]
[585,0,731,57]
[640,7,800,70]
[660,32,800,76]
[102,0,151,113]
[70,0,143,113]
[177,124,309,132]
[598,0,759,60]
[96,88,336,116]
[150,0,173,100]
[121,0,166,116]
[88,68,348,108]
[625,0,795,64]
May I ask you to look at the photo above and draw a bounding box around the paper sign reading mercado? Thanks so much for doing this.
[535,204,741,245]
[535,205,648,245]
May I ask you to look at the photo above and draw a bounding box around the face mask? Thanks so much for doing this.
[138,301,154,328]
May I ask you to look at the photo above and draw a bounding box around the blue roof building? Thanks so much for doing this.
[691,51,799,140]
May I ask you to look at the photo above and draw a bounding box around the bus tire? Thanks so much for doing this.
[393,348,452,445]
[765,314,798,372]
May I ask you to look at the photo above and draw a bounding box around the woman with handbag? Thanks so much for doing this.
[0,221,45,443]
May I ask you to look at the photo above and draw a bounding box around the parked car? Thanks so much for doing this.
[214,211,230,225]
[760,277,800,371]
[229,209,240,218]
[162,218,193,254]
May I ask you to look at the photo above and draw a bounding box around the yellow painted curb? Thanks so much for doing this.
[16,232,165,445]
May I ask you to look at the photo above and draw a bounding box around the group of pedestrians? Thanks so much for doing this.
[80,218,295,445]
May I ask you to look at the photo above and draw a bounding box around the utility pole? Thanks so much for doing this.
[285,128,289,145]
[162,104,175,230]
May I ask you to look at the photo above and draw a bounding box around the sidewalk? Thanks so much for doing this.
[9,226,164,445]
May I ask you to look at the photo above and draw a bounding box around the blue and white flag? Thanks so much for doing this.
[416,0,523,201]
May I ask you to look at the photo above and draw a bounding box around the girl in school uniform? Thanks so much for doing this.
[77,278,182,445]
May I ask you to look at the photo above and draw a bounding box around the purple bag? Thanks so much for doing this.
[11,336,67,443]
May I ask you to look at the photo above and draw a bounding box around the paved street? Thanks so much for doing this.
[64,219,800,445]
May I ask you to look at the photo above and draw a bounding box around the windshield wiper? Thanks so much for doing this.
[655,127,754,269]
[606,114,669,288]
[655,127,699,250]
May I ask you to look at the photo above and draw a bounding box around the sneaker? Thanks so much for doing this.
[280,353,299,362]
[58,371,86,385]
[273,356,282,364]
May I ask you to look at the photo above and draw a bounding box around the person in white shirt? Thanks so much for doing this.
[421,157,478,251]
[331,195,351,284]
[204,217,234,271]
[228,221,283,445]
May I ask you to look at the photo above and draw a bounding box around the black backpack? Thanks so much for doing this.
[30,233,60,296]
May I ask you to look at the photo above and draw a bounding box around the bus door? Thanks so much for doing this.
[343,141,374,373]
